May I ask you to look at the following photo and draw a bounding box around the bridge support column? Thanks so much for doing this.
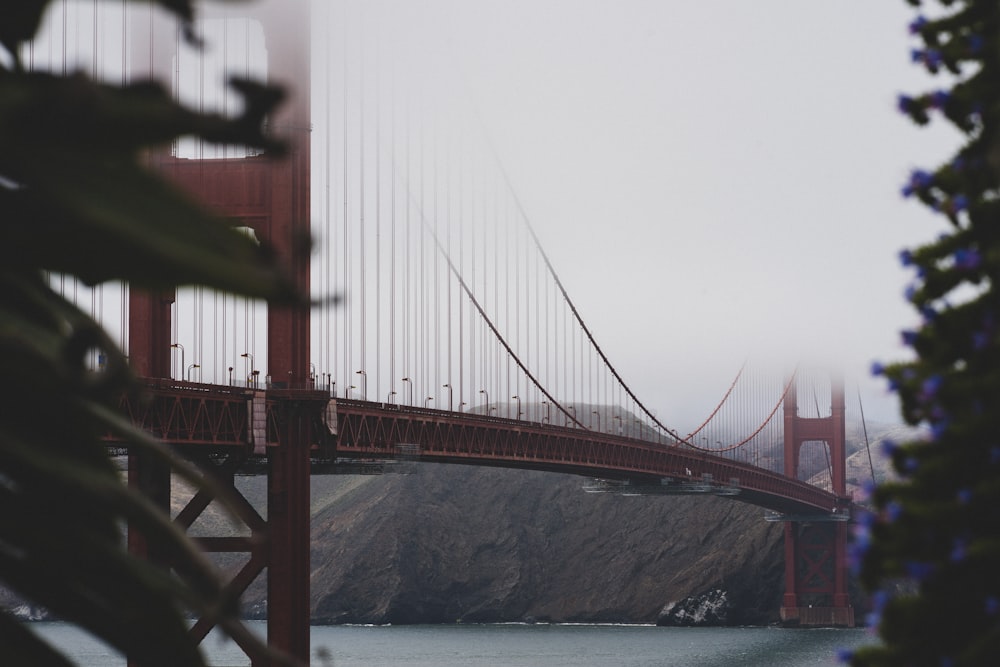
[125,1,314,661]
[264,395,313,665]
[779,376,854,627]
[127,289,173,379]
[780,522,853,627]
[125,452,171,566]
[125,289,174,667]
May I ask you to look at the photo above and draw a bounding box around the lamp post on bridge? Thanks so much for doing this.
[401,377,412,405]
[240,352,254,388]
[479,389,489,415]
[443,383,453,411]
[228,366,233,386]
[187,363,200,382]
[541,401,550,423]
[387,390,396,405]
[170,343,184,381]
[592,410,601,432]
[424,396,433,408]
[512,395,522,420]
[356,370,367,400]
[567,405,576,426]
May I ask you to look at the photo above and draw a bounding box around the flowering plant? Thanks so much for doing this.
[849,2,1000,665]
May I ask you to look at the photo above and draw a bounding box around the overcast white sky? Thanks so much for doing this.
[328,0,956,426]
[36,1,954,428]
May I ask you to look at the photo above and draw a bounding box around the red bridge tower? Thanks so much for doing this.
[779,377,855,627]
[126,1,316,664]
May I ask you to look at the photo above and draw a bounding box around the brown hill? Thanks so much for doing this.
[224,465,786,625]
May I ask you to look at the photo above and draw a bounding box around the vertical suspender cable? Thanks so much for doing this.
[403,89,411,397]
[358,8,366,395]
[343,9,350,395]
[331,3,342,389]
[375,22,382,402]
[493,174,500,410]
[505,187,510,412]
[356,4,368,398]
[433,118,440,403]
[418,98,426,401]
[446,129,453,407]
[322,5,332,382]
[468,148,476,405]
[389,36,396,400]
[514,194,520,408]
[457,135,464,408]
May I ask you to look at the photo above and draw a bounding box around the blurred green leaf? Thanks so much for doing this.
[0,2,305,666]
[0,71,299,300]
[0,1,49,58]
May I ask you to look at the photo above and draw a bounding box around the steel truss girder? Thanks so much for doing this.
[114,379,252,447]
[114,391,849,517]
[330,400,849,516]
[112,380,330,454]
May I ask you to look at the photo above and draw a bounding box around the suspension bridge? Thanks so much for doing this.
[31,1,859,664]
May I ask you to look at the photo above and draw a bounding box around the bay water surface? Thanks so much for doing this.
[32,620,876,666]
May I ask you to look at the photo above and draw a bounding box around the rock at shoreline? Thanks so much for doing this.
[658,589,731,626]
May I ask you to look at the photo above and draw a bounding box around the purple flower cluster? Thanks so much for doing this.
[900,169,933,197]
[919,374,943,402]
[929,90,950,109]
[911,47,943,70]
[908,15,928,35]
[931,194,969,215]
[953,247,979,270]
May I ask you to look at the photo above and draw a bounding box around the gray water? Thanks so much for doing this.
[31,621,876,666]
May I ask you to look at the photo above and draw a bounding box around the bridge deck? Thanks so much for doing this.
[110,379,850,517]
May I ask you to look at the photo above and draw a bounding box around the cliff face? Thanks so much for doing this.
[237,464,788,625]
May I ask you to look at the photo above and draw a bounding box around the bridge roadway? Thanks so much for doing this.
[111,378,851,518]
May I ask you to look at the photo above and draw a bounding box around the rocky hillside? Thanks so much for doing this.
[302,466,787,625]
